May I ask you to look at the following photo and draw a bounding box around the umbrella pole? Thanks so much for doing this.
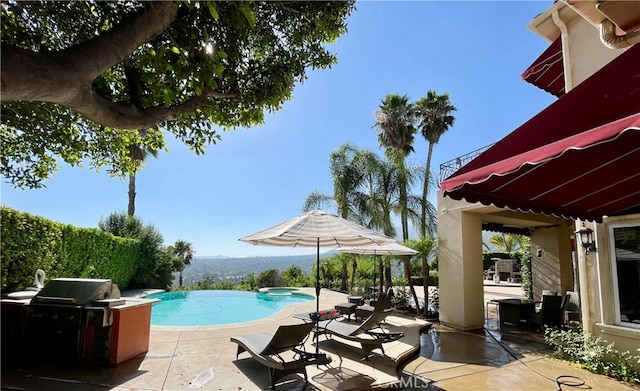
[315,238,320,354]
[316,239,320,313]
[372,252,377,301]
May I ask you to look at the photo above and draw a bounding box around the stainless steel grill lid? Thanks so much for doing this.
[31,278,117,306]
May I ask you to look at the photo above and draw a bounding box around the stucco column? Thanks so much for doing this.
[438,195,485,330]
[529,222,574,300]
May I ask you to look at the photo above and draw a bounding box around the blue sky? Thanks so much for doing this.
[1,1,557,257]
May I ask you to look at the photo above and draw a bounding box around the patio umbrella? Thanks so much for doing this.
[239,209,395,313]
[339,242,417,299]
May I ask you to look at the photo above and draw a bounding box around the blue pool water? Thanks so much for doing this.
[147,290,314,326]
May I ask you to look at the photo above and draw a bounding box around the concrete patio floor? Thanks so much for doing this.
[2,285,638,391]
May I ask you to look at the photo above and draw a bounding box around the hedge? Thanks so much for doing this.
[1,207,139,292]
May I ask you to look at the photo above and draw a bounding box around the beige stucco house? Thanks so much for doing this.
[437,0,640,355]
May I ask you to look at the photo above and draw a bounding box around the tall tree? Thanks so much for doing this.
[404,237,438,316]
[414,90,457,237]
[127,129,161,216]
[1,1,355,188]
[303,142,367,292]
[372,93,420,309]
[373,94,416,240]
[365,158,400,292]
[170,239,195,287]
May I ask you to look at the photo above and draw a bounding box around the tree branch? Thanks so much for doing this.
[1,2,179,103]
[67,87,237,130]
[60,1,179,80]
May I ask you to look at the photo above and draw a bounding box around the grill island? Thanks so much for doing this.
[2,278,157,365]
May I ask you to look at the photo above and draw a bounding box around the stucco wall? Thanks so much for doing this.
[437,195,485,330]
[581,215,640,357]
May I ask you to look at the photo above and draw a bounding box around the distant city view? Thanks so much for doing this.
[175,251,405,287]
[175,253,326,287]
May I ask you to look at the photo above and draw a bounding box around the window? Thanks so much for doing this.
[611,224,640,326]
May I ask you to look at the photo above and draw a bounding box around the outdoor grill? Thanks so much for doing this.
[24,278,124,363]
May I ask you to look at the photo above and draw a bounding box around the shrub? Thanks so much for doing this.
[99,212,174,290]
[213,279,235,290]
[428,287,439,314]
[282,265,313,287]
[189,276,216,290]
[237,273,258,291]
[1,207,139,291]
[545,327,640,385]
[256,269,284,288]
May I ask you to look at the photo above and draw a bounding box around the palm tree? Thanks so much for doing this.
[171,239,195,287]
[373,93,416,240]
[488,233,522,254]
[303,142,368,292]
[414,90,457,238]
[127,128,160,216]
[404,237,438,316]
[356,155,398,292]
[373,93,421,309]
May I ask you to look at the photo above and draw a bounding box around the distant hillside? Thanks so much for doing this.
[178,252,335,286]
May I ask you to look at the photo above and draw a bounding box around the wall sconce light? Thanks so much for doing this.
[536,249,543,258]
[575,225,596,254]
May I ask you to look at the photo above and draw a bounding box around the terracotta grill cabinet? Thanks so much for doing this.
[20,278,155,365]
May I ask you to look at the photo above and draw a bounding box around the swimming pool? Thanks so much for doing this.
[147,289,314,326]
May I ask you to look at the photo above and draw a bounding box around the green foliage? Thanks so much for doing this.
[168,239,195,287]
[99,211,174,290]
[513,241,532,300]
[282,265,313,287]
[545,327,640,384]
[189,276,216,290]
[1,207,138,291]
[428,287,439,313]
[186,276,235,291]
[188,277,236,291]
[414,90,456,238]
[98,212,145,238]
[256,269,284,288]
[408,271,439,287]
[488,233,523,254]
[1,1,356,189]
[237,273,258,291]
[391,287,411,308]
[316,257,343,289]
[212,279,236,290]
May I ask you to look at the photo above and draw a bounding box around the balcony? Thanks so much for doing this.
[438,143,494,183]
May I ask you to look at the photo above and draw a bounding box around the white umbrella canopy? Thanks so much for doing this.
[239,209,395,353]
[239,209,394,248]
[239,209,395,304]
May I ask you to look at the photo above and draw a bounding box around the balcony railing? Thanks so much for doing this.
[439,143,494,182]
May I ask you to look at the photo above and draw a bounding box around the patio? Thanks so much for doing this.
[2,286,637,391]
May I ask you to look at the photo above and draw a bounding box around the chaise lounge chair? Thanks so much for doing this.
[354,288,393,322]
[230,322,332,389]
[316,305,404,360]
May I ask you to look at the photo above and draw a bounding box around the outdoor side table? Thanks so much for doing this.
[334,303,356,321]
[293,312,341,323]
[347,296,364,306]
